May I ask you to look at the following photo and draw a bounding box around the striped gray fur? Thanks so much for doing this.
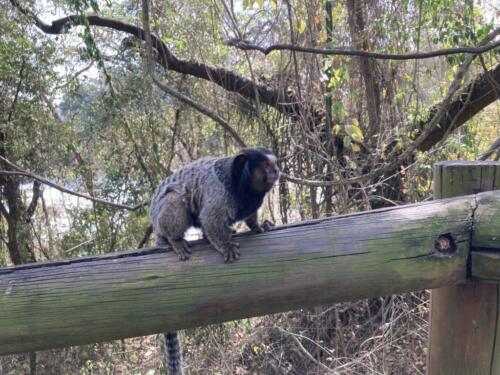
[164,331,183,375]
[149,154,273,262]
[150,156,238,229]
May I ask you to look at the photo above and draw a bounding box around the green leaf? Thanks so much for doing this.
[345,122,363,142]
[343,136,352,149]
[297,19,306,34]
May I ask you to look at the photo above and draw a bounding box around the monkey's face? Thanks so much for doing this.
[233,147,280,194]
[249,153,280,193]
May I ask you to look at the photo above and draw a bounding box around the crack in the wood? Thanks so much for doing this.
[489,284,500,375]
[0,247,169,275]
[388,252,435,261]
[468,195,479,280]
[301,251,371,261]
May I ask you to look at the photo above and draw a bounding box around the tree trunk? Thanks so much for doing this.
[4,177,36,265]
[346,0,381,137]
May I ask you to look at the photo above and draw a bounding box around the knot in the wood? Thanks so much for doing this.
[434,233,456,255]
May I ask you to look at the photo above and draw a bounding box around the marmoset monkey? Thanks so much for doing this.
[149,147,279,375]
[150,147,279,262]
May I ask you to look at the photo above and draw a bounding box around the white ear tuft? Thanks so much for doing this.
[266,154,277,163]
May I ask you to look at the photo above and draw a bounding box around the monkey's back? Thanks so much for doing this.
[149,156,237,227]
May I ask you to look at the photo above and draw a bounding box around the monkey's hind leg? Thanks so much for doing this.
[155,233,172,247]
[157,192,192,261]
[200,211,240,262]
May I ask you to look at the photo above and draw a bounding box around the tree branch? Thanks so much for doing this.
[224,37,500,60]
[280,171,369,187]
[479,137,500,161]
[151,78,246,147]
[137,224,153,248]
[412,28,500,152]
[0,157,147,212]
[26,181,41,219]
[0,200,11,223]
[53,62,94,91]
[139,0,246,148]
[9,0,301,117]
[416,63,500,152]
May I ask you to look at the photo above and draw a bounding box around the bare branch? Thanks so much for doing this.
[9,0,300,117]
[280,171,370,187]
[0,200,11,223]
[11,0,500,189]
[152,78,246,147]
[353,29,500,184]
[277,328,334,373]
[479,138,500,161]
[139,0,246,147]
[137,224,153,248]
[26,181,41,219]
[53,62,94,91]
[416,63,500,152]
[409,28,500,153]
[225,34,500,60]
[64,238,95,254]
[0,157,147,211]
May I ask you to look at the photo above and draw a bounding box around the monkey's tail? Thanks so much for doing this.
[164,331,183,375]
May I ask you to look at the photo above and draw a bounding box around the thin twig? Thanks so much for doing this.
[280,171,369,187]
[151,76,246,147]
[9,0,296,120]
[64,238,95,253]
[53,62,94,91]
[0,157,146,211]
[225,37,500,60]
[26,181,42,219]
[137,224,153,248]
[0,200,11,222]
[278,327,336,373]
[140,0,246,148]
[478,137,500,160]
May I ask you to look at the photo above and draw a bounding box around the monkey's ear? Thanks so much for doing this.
[232,153,248,182]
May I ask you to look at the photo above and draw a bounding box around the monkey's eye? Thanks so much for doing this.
[254,167,266,177]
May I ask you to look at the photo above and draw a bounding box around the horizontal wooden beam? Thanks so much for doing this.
[471,252,500,282]
[0,191,498,355]
[471,192,500,282]
[473,190,500,250]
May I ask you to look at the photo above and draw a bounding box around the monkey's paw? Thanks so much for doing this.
[261,220,275,232]
[250,220,275,234]
[172,240,192,261]
[223,242,240,263]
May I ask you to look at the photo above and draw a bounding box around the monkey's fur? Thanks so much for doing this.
[163,332,182,375]
[150,148,279,375]
[149,147,279,262]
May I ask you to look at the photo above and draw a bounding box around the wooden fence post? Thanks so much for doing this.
[428,161,500,375]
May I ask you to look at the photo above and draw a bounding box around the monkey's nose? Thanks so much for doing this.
[268,171,280,183]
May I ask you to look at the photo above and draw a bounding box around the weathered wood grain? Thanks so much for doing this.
[473,187,500,250]
[472,252,500,282]
[428,161,500,375]
[0,194,477,355]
